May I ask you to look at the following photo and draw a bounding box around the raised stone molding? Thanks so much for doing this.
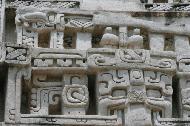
[19,115,122,126]
[1,0,190,126]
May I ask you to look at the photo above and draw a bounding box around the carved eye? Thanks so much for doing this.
[146,89,161,98]
[65,18,69,23]
[111,89,127,98]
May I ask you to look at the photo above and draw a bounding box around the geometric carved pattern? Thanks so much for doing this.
[9,1,80,9]
[2,0,190,126]
[5,43,31,65]
[62,84,89,107]
[145,3,190,11]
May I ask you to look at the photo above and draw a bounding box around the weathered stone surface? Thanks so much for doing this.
[1,0,190,126]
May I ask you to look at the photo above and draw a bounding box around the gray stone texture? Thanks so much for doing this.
[1,0,190,126]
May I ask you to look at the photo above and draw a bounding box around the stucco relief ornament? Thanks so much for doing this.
[62,84,89,107]
[1,0,190,126]
[15,7,48,27]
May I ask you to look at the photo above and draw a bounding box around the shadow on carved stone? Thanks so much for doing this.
[0,65,8,122]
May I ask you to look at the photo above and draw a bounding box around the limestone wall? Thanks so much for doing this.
[1,0,190,126]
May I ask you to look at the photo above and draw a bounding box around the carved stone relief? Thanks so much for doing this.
[1,0,190,126]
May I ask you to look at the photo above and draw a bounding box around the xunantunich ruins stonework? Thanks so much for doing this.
[1,0,190,126]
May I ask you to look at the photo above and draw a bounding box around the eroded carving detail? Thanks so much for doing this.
[119,49,146,63]
[61,74,88,115]
[10,0,80,9]
[32,48,87,68]
[65,16,93,31]
[5,44,30,65]
[62,84,89,108]
[30,87,62,114]
[3,0,190,126]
